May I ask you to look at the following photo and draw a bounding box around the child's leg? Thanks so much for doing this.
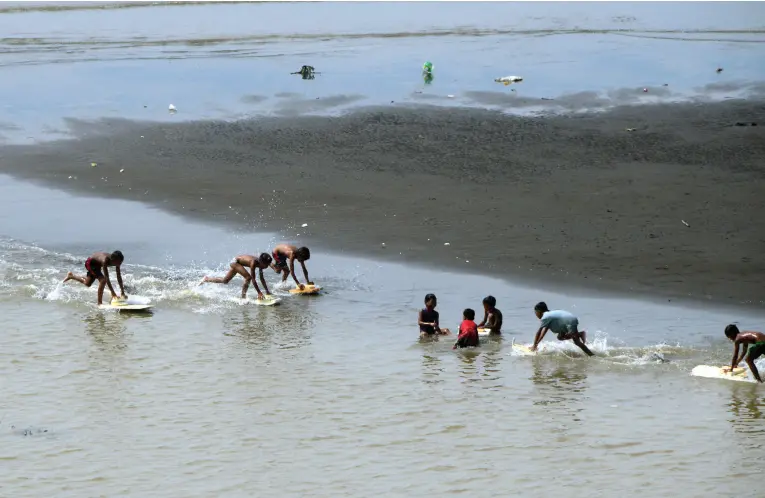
[746,348,765,382]
[97,278,107,305]
[63,271,94,287]
[201,263,241,285]
[572,335,594,356]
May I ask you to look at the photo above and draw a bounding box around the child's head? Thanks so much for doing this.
[482,295,496,312]
[424,293,437,309]
[258,253,273,266]
[534,301,549,319]
[110,250,124,264]
[725,324,740,341]
[463,308,475,321]
[295,247,311,262]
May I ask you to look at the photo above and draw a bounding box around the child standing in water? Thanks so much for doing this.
[418,293,451,339]
[478,295,503,335]
[453,308,479,349]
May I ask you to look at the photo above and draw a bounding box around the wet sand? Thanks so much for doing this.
[2,99,764,307]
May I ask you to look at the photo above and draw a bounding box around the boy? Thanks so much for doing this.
[271,243,313,290]
[199,253,273,300]
[723,324,765,383]
[63,250,127,306]
[531,302,594,356]
[478,295,503,334]
[418,293,451,338]
[453,308,479,349]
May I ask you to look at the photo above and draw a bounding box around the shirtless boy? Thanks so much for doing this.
[723,324,765,383]
[531,302,594,356]
[63,250,127,305]
[271,244,312,290]
[478,295,503,334]
[200,253,273,300]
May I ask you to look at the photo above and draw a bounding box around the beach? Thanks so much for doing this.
[4,99,765,306]
[2,2,765,496]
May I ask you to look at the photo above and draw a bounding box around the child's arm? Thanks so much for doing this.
[486,312,497,330]
[258,267,270,295]
[115,265,127,297]
[300,261,313,285]
[417,310,435,327]
[478,310,488,328]
[532,326,548,351]
[728,341,746,371]
[250,263,264,298]
[289,256,303,288]
[103,265,117,299]
[433,311,442,333]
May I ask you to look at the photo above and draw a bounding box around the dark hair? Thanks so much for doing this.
[424,293,436,304]
[534,301,549,313]
[725,324,740,340]
[110,250,124,262]
[482,295,496,307]
[259,252,273,265]
[296,246,311,260]
[463,308,475,320]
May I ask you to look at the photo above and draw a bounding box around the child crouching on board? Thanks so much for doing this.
[418,293,451,339]
[723,324,765,383]
[454,308,479,349]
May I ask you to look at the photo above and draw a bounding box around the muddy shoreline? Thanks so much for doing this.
[2,100,764,308]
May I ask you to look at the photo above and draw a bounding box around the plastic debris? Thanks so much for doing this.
[444,242,450,246]
[91,162,97,167]
[301,223,308,227]
[119,169,124,173]
[381,243,386,247]
[494,75,523,86]
[716,67,723,73]
[168,104,177,113]
[681,220,690,227]
[447,94,455,98]
[643,88,648,93]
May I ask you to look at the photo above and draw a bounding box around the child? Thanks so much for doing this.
[453,308,479,349]
[63,250,127,306]
[531,302,594,356]
[418,293,451,339]
[477,295,503,334]
[723,324,765,383]
[199,253,273,300]
[271,243,313,290]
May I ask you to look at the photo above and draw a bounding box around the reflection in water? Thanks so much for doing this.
[421,353,444,385]
[727,385,765,476]
[84,312,130,351]
[222,303,317,351]
[728,385,765,434]
[530,357,589,423]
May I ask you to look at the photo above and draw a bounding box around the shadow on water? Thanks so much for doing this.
[221,302,317,351]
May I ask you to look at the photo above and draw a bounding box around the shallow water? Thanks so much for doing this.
[2,174,765,496]
[3,2,765,496]
[1,1,764,142]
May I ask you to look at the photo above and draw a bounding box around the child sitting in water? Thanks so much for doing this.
[418,293,451,339]
[453,308,479,349]
[477,295,503,334]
